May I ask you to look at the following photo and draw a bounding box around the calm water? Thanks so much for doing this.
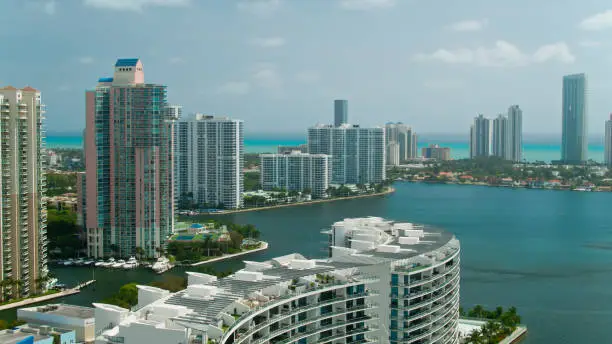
[2,183,611,343]
[47,134,606,162]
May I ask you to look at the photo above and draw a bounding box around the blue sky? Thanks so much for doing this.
[2,0,612,136]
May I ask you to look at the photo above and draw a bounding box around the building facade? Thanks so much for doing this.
[492,114,507,158]
[606,115,612,168]
[386,142,400,166]
[93,217,461,344]
[176,114,244,210]
[469,114,491,158]
[507,105,523,162]
[334,99,348,127]
[278,144,308,154]
[260,151,331,198]
[308,124,385,185]
[561,73,588,164]
[0,86,48,298]
[422,144,451,161]
[82,59,176,258]
[385,123,417,163]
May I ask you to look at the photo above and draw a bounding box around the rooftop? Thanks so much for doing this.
[21,303,95,319]
[115,58,140,67]
[0,329,50,344]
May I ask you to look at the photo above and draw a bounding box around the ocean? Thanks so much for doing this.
[46,134,606,163]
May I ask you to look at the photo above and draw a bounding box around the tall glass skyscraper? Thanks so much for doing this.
[334,99,348,127]
[561,73,588,164]
[82,59,176,258]
[605,114,612,168]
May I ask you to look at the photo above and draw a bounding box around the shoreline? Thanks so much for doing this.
[0,280,95,311]
[192,188,396,216]
[190,241,269,266]
[407,180,609,193]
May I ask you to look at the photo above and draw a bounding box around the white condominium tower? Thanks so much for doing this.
[0,86,48,298]
[176,114,244,209]
[93,217,461,344]
[308,124,385,185]
[606,114,612,168]
[469,114,491,158]
[385,123,417,165]
[260,151,331,198]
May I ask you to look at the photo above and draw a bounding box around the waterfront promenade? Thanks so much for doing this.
[190,241,269,266]
[198,187,395,216]
[0,280,96,311]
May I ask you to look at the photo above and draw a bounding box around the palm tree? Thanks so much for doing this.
[135,246,145,260]
[0,279,11,302]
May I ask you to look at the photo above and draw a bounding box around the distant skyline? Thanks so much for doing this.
[3,0,612,134]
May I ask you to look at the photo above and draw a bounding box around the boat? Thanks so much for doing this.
[94,259,105,267]
[101,257,115,267]
[63,259,75,266]
[75,258,86,266]
[151,257,172,274]
[83,260,95,266]
[122,256,139,269]
[46,277,59,289]
[111,259,126,268]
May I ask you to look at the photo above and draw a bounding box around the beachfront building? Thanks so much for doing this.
[0,86,48,298]
[385,122,417,163]
[260,151,331,198]
[386,142,400,166]
[334,99,348,127]
[92,217,461,344]
[81,58,177,258]
[422,144,451,161]
[492,114,507,159]
[278,144,308,154]
[561,73,588,164]
[176,114,244,210]
[308,124,385,184]
[469,114,491,158]
[606,114,612,168]
[507,105,523,162]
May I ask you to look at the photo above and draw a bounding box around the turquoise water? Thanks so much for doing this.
[45,134,606,162]
[4,183,608,343]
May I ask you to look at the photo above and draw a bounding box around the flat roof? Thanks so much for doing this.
[22,304,95,319]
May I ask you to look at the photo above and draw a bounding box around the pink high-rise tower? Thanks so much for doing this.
[82,59,176,258]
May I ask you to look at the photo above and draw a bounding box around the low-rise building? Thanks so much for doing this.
[422,144,451,161]
[17,304,95,343]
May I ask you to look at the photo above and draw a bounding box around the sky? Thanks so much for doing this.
[2,0,612,136]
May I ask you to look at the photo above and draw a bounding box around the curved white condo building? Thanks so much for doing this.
[94,217,460,344]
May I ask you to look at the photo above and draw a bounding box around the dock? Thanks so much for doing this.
[0,280,96,311]
[191,241,269,266]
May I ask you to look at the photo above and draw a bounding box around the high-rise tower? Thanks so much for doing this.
[605,114,612,168]
[82,59,176,258]
[334,100,348,127]
[0,86,48,298]
[561,73,588,164]
[470,114,491,158]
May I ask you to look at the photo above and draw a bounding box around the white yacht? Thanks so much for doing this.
[101,257,115,267]
[151,257,171,274]
[94,259,105,267]
[63,258,75,266]
[112,259,126,268]
[122,256,138,269]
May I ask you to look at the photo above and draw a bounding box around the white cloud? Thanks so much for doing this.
[83,0,190,11]
[340,0,395,11]
[414,41,575,67]
[295,71,320,84]
[237,0,280,16]
[579,10,612,31]
[579,40,602,47]
[449,19,488,32]
[532,43,576,64]
[253,65,283,89]
[217,81,251,95]
[251,37,285,48]
[78,56,95,64]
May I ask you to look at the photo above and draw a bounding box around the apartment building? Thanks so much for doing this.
[260,151,331,198]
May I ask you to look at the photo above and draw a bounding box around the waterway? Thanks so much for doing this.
[2,182,612,343]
